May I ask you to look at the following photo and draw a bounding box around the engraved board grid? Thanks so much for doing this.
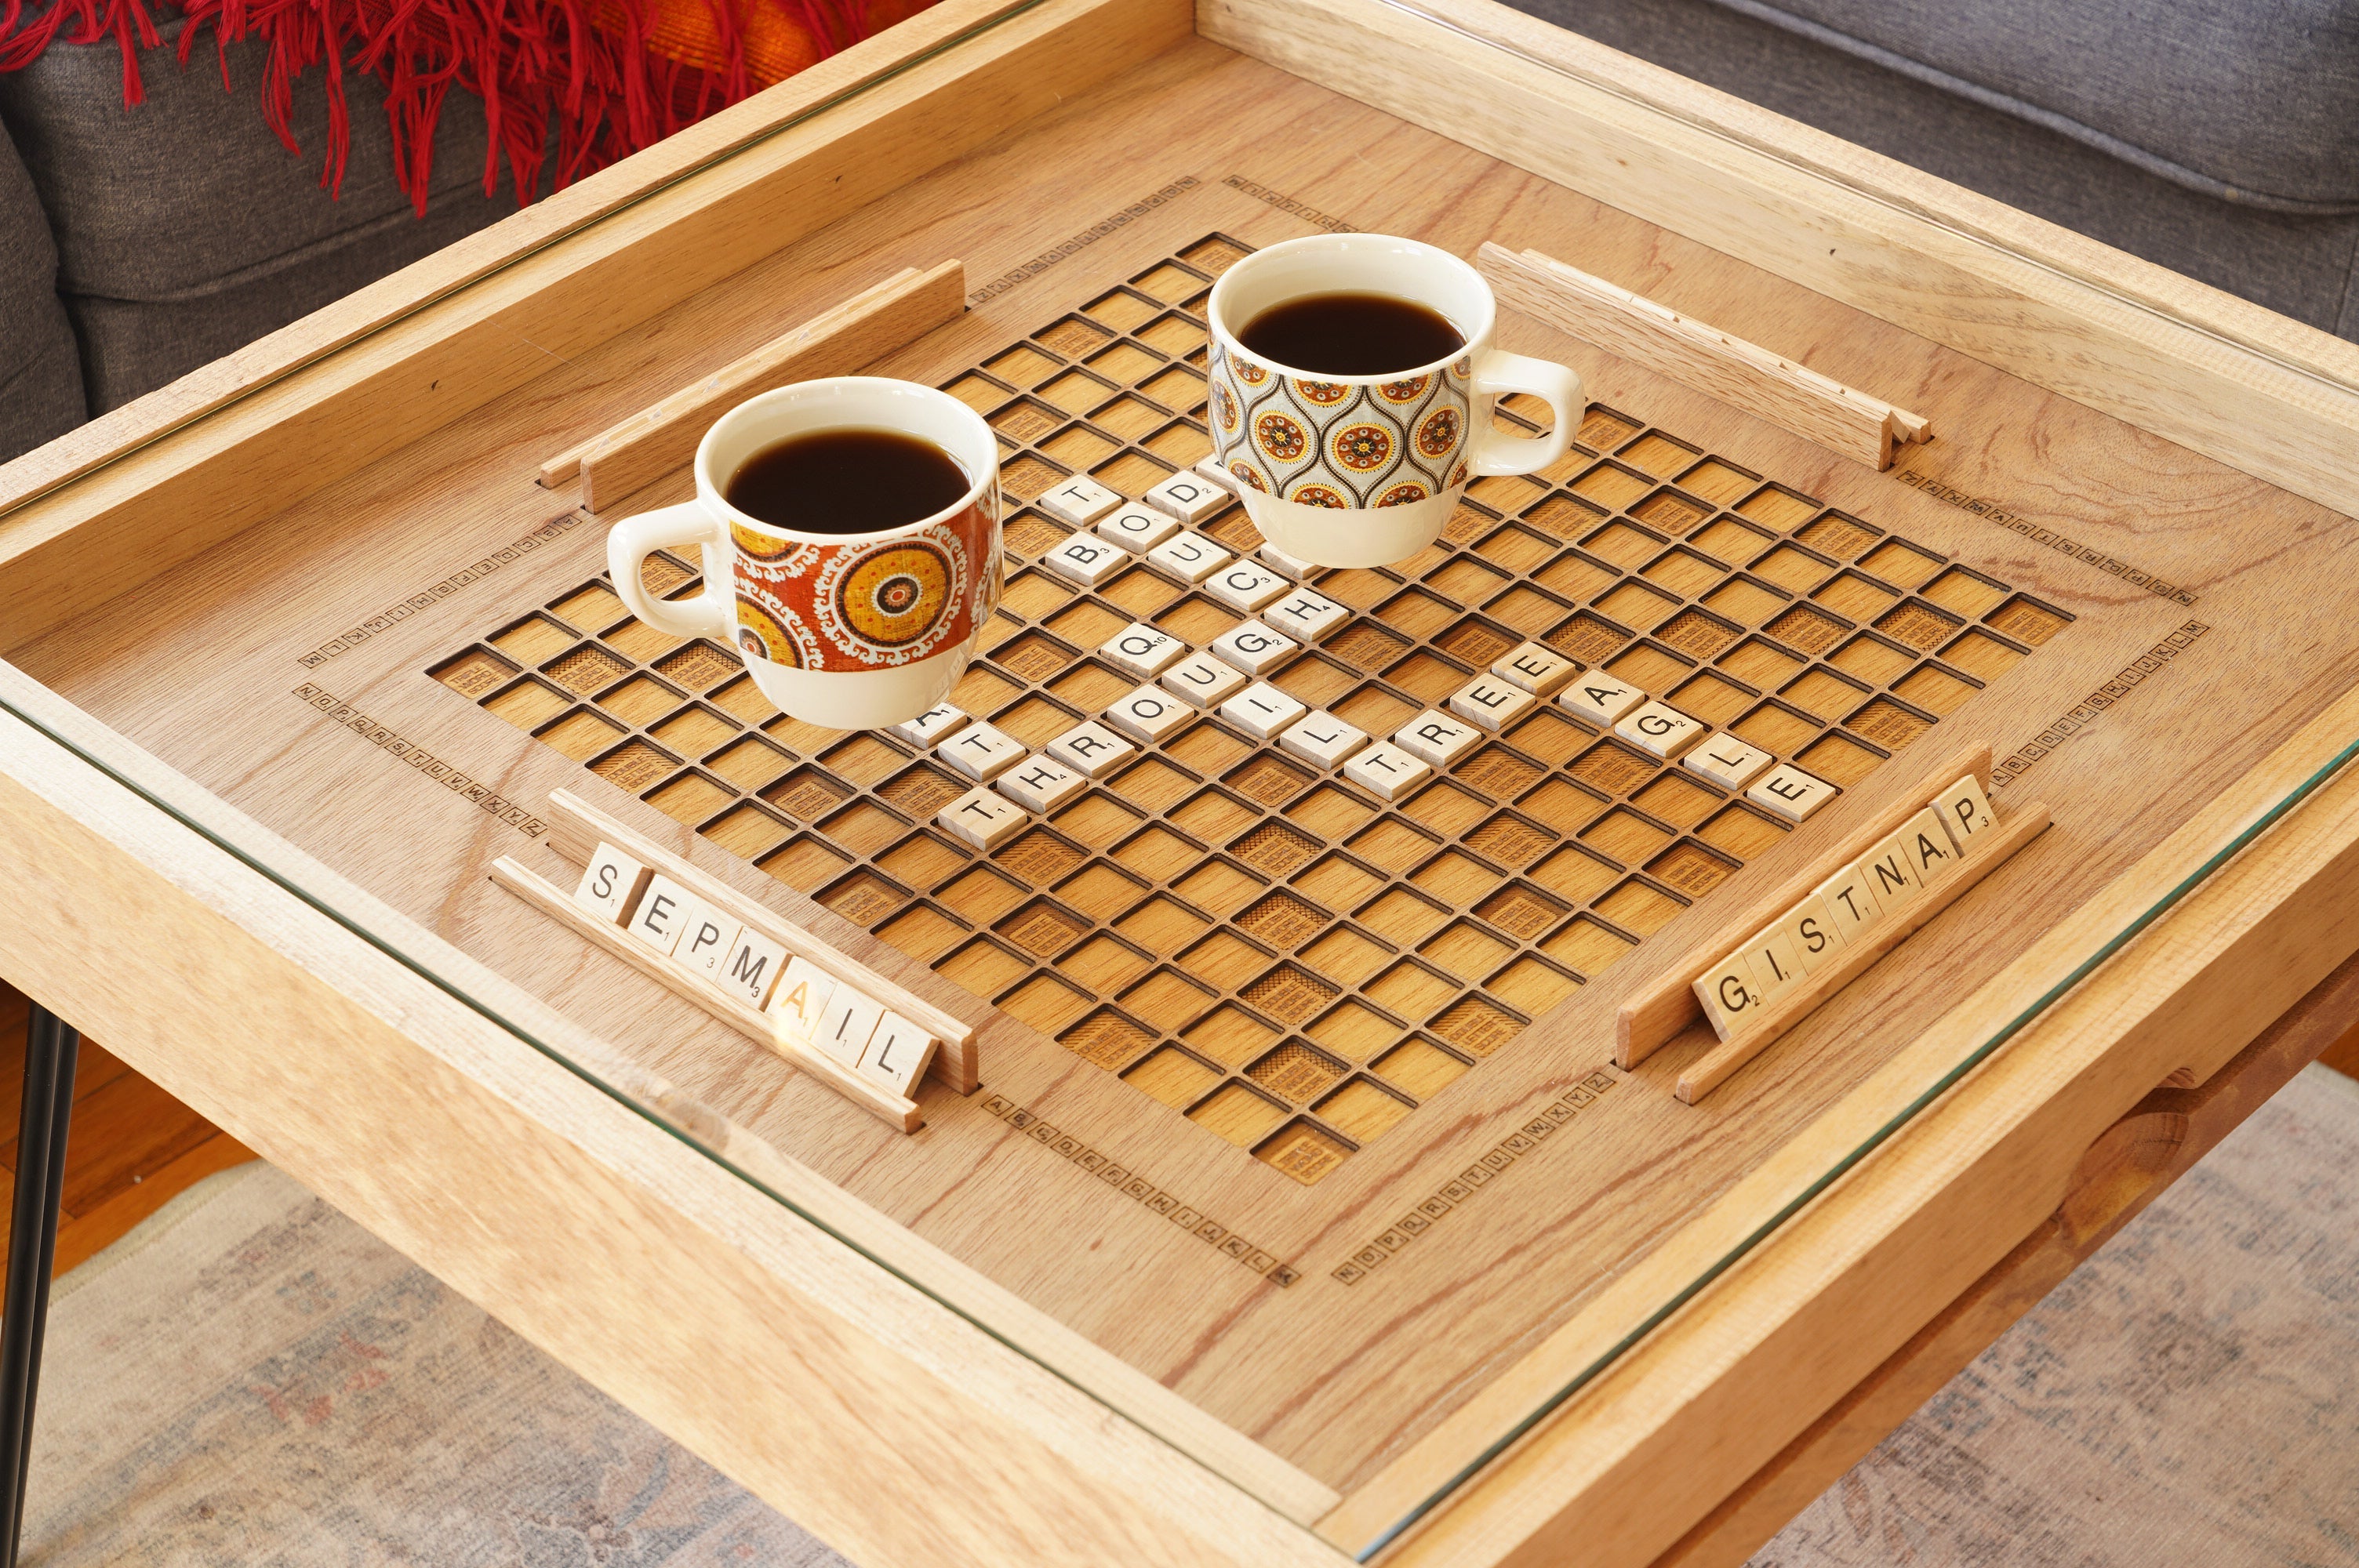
[430,234,2068,1185]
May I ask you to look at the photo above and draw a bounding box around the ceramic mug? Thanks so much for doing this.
[1205,234,1585,568]
[607,378,1001,730]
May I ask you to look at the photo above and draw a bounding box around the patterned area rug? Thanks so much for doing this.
[1752,1064,2359,1567]
[25,1068,2359,1566]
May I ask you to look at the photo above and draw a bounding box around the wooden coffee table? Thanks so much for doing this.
[5,1,2359,1563]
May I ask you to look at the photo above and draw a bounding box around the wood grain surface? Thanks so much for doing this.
[554,260,969,507]
[3,2,2357,1564]
[1478,245,1928,470]
[15,24,2357,1508]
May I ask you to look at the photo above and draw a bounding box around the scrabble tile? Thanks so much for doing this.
[1491,641,1578,697]
[1733,926,1808,1003]
[1748,763,1838,822]
[893,703,969,747]
[625,874,696,955]
[1558,673,1647,728]
[720,927,790,1010]
[1261,544,1317,578]
[1098,503,1181,553]
[1262,587,1347,644]
[1394,710,1482,768]
[1279,712,1369,768]
[1932,774,1997,854]
[1814,864,1884,943]
[1192,456,1243,493]
[996,754,1088,812]
[1343,741,1433,800]
[1896,804,1964,885]
[1857,830,1925,915]
[1100,622,1187,678]
[1615,699,1707,760]
[940,786,1030,850]
[1044,533,1125,586]
[674,904,741,983]
[768,956,837,1042]
[940,720,1027,782]
[1039,474,1123,525]
[1209,619,1299,676]
[1204,559,1291,612]
[1776,894,1845,975]
[1160,650,1249,708]
[573,843,651,927]
[1146,471,1230,524]
[1683,735,1775,791]
[1693,953,1767,1036]
[1045,720,1136,778]
[1221,682,1308,740]
[812,987,886,1068]
[1448,676,1538,731]
[859,1011,936,1096]
[1106,684,1193,742]
[1148,532,1230,583]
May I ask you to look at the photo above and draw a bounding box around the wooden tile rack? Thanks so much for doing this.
[1673,789,2050,1102]
[543,786,980,1091]
[1479,245,1933,471]
[1617,740,1990,1065]
[540,260,969,511]
[491,853,929,1131]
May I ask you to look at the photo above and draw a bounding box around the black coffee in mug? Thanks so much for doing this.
[1236,291,1467,377]
[724,427,970,535]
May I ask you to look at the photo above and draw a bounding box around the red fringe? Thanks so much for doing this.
[0,0,867,212]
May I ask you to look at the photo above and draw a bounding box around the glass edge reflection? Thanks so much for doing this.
[0,686,1233,1498]
[1356,730,2359,1560]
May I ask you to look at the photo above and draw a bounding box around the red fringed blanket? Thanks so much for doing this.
[0,0,925,212]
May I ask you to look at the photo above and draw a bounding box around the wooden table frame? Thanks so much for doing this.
[4,0,2359,1563]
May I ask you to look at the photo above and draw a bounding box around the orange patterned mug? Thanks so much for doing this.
[607,378,1002,729]
[1206,234,1584,568]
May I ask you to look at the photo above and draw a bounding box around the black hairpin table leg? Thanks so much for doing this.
[0,1004,76,1568]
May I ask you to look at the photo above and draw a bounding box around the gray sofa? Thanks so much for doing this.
[5,0,2356,468]
[1,10,528,461]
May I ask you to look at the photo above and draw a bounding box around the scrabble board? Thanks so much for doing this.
[11,2,2359,1559]
[431,236,2062,1178]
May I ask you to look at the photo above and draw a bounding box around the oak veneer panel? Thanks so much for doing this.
[9,7,2359,1548]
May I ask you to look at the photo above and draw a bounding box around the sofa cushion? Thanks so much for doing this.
[1709,0,2359,211]
[1507,0,2359,339]
[0,126,84,465]
[2,9,533,410]
[0,11,525,301]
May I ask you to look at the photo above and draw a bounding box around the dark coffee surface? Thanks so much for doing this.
[1236,291,1466,376]
[725,427,970,535]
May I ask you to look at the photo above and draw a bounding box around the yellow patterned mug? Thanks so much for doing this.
[1206,234,1585,568]
[608,378,1003,729]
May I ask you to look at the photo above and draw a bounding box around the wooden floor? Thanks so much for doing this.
[0,983,256,1278]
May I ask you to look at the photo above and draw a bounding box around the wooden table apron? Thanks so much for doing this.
[3,0,2359,1563]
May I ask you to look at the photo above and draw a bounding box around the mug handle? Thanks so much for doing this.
[609,503,732,642]
[1465,350,1585,478]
